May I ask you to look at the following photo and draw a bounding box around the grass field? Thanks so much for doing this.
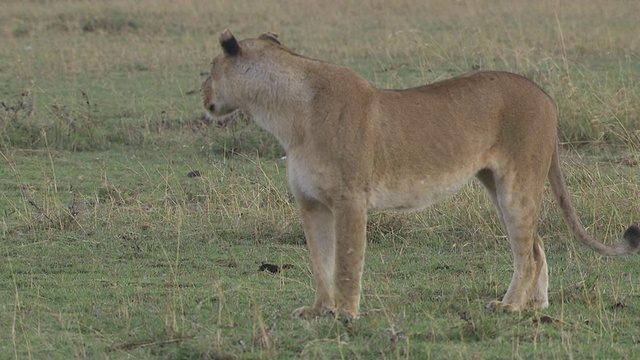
[1,0,640,358]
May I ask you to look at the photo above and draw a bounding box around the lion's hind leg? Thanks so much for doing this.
[531,234,549,309]
[481,169,548,312]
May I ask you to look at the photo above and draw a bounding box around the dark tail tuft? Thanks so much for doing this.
[623,224,640,251]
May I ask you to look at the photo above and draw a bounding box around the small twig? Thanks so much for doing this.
[111,335,194,351]
[21,186,57,226]
[81,91,91,123]
[238,339,247,352]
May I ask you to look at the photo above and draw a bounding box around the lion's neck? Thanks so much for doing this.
[242,60,314,152]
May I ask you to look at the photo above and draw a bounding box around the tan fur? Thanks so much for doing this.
[202,30,640,320]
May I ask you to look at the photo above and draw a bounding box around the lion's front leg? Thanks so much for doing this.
[291,197,337,319]
[291,196,368,321]
[332,199,368,320]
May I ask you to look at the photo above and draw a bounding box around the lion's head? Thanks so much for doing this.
[200,29,282,127]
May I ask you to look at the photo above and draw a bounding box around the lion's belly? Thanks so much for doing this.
[369,173,474,211]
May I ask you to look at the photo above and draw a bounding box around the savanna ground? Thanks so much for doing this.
[1,0,639,358]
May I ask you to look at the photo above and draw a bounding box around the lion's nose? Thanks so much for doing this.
[208,104,215,112]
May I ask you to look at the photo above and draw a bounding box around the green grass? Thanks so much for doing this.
[1,0,640,358]
[2,149,639,358]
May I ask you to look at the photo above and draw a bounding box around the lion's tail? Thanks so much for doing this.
[548,146,640,256]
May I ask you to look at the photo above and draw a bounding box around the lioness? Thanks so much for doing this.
[201,30,640,320]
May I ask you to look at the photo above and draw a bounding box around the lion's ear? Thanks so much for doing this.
[220,29,240,56]
[259,31,281,45]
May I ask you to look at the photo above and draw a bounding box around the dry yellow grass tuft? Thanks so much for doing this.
[2,0,638,147]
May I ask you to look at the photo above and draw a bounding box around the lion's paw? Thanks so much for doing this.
[531,298,549,310]
[291,305,336,320]
[336,309,358,323]
[485,300,520,312]
[292,305,352,321]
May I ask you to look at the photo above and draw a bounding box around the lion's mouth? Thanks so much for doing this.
[204,109,237,128]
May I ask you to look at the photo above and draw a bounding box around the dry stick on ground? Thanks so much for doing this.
[20,186,86,230]
[20,186,58,227]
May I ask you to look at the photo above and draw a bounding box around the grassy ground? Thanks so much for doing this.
[1,0,639,358]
